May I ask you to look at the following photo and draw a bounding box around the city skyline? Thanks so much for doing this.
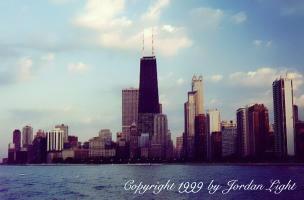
[1,0,304,160]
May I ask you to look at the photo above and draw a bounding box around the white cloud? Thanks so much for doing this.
[18,57,33,81]
[41,53,55,62]
[209,74,223,82]
[190,7,224,29]
[74,0,132,30]
[231,11,247,24]
[141,0,170,21]
[229,67,303,90]
[253,40,262,47]
[49,0,73,5]
[74,0,191,57]
[295,95,304,108]
[162,25,176,33]
[176,78,185,85]
[68,62,89,73]
[253,39,272,47]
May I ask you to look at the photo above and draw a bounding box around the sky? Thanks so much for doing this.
[0,0,304,160]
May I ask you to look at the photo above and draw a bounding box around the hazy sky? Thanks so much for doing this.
[0,0,304,160]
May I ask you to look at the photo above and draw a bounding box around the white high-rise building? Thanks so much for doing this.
[273,77,295,156]
[46,128,64,152]
[192,75,204,114]
[207,109,221,134]
[22,125,33,148]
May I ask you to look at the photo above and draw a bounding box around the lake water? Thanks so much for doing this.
[0,164,304,199]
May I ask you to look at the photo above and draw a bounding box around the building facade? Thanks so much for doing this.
[273,78,295,157]
[46,128,64,152]
[122,88,139,141]
[22,125,33,148]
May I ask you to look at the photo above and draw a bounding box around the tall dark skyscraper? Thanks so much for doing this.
[138,56,160,139]
[138,56,160,114]
[13,129,21,151]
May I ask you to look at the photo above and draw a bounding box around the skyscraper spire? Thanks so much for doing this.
[142,31,145,56]
[152,27,154,56]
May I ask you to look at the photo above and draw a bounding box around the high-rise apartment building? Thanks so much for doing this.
[273,78,295,157]
[122,88,139,141]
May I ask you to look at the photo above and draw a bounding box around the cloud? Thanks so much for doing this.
[190,7,224,29]
[295,95,304,108]
[74,0,132,31]
[229,67,303,90]
[41,53,55,62]
[73,0,191,56]
[231,11,247,24]
[253,39,272,47]
[176,78,185,85]
[49,0,73,5]
[208,74,223,82]
[141,0,170,21]
[18,57,33,81]
[68,62,89,73]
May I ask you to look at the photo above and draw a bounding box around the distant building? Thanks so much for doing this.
[221,121,237,158]
[295,121,304,159]
[30,136,47,163]
[36,129,46,138]
[7,143,16,164]
[194,114,207,161]
[247,104,269,157]
[129,123,139,160]
[13,129,21,151]
[122,88,139,141]
[175,136,183,159]
[273,78,295,157]
[22,125,33,148]
[150,114,168,160]
[46,128,64,152]
[237,107,249,158]
[89,130,115,159]
[55,124,69,143]
[137,56,161,140]
[207,110,221,160]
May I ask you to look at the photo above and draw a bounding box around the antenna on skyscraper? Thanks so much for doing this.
[142,31,145,56]
[152,27,155,56]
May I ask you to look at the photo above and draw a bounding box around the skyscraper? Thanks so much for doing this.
[183,75,204,160]
[122,88,139,141]
[13,129,21,151]
[138,56,160,114]
[273,77,295,157]
[46,128,64,152]
[194,114,207,161]
[237,107,249,157]
[150,114,168,160]
[247,104,269,157]
[22,125,33,148]
[138,56,160,139]
[192,75,204,114]
[221,121,237,158]
[55,124,69,143]
[206,109,221,160]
